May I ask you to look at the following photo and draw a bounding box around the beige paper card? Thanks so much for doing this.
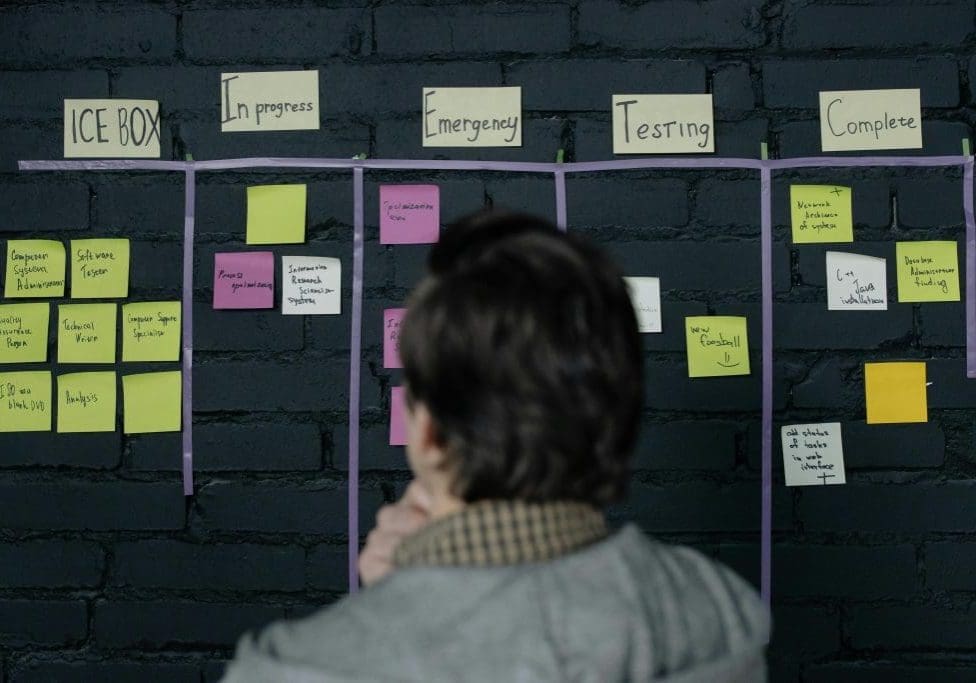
[612,94,714,154]
[64,99,160,158]
[221,71,320,132]
[422,87,521,147]
[819,89,922,152]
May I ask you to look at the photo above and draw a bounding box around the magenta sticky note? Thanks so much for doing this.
[380,185,440,245]
[390,386,407,446]
[213,252,274,309]
[383,308,407,369]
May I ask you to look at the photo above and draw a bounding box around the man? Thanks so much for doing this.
[222,211,769,682]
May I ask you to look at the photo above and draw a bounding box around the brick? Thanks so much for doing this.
[93,178,184,235]
[896,180,966,228]
[774,544,916,598]
[775,303,913,349]
[713,544,760,589]
[485,177,555,224]
[776,120,972,158]
[602,240,757,289]
[632,421,736,471]
[307,544,348,592]
[644,359,790,412]
[712,63,755,113]
[130,241,182,293]
[0,432,120,469]
[928,359,976,408]
[769,605,839,657]
[0,600,87,647]
[391,244,434,290]
[926,542,976,591]
[194,304,304,353]
[332,423,410,472]
[694,179,759,227]
[179,120,370,161]
[0,182,89,234]
[0,540,104,588]
[921,303,966,347]
[193,360,348,412]
[114,67,215,114]
[774,178,890,231]
[10,661,200,683]
[374,116,563,162]
[0,71,108,119]
[792,357,860,410]
[849,605,976,650]
[567,179,689,228]
[805,663,976,683]
[0,121,64,173]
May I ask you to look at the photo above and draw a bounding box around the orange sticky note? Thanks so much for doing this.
[864,361,927,424]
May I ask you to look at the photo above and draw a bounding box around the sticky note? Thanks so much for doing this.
[4,240,65,298]
[826,251,887,310]
[422,87,521,147]
[122,301,181,362]
[246,184,306,245]
[685,316,750,378]
[384,308,407,369]
[64,99,161,158]
[220,71,320,132]
[379,185,440,244]
[281,256,341,315]
[57,372,116,433]
[896,241,960,303]
[57,303,116,364]
[390,385,407,446]
[790,186,853,244]
[0,371,51,432]
[70,239,130,298]
[624,277,662,333]
[781,423,846,487]
[865,361,927,424]
[123,371,182,434]
[0,303,50,363]
[612,94,714,154]
[213,252,274,309]
[819,89,922,152]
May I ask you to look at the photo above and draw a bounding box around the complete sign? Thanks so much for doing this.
[64,99,160,158]
[819,89,922,152]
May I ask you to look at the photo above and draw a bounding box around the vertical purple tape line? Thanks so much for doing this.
[181,168,195,497]
[965,158,976,379]
[348,167,365,593]
[760,165,773,609]
[554,170,567,232]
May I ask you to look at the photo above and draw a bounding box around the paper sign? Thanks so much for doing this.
[0,303,50,363]
[247,184,306,245]
[64,99,160,158]
[0,371,51,432]
[213,252,274,309]
[122,302,181,362]
[70,239,130,298]
[612,94,714,154]
[57,303,116,364]
[685,316,750,378]
[896,241,960,303]
[865,361,927,424]
[4,240,65,298]
[221,71,319,132]
[781,423,846,486]
[826,251,887,310]
[790,186,853,244]
[57,372,116,433]
[819,89,922,152]
[281,256,341,315]
[390,385,407,446]
[122,371,182,434]
[624,277,662,333]
[422,87,521,147]
[384,308,407,369]
[379,185,440,244]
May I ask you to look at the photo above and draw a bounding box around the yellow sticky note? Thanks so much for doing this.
[70,239,130,298]
[122,301,181,362]
[790,185,853,244]
[246,184,306,245]
[57,303,117,364]
[4,240,65,298]
[0,371,52,432]
[896,241,960,303]
[57,372,116,433]
[0,303,50,363]
[123,371,181,434]
[865,361,927,424]
[685,316,751,378]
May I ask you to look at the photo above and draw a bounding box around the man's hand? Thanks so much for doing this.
[359,481,432,587]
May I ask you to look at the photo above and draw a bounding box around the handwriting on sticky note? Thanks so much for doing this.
[826,251,887,310]
[122,302,181,362]
[246,184,307,245]
[57,372,116,433]
[384,308,407,369]
[0,371,51,432]
[390,386,407,446]
[0,303,50,364]
[379,185,440,244]
[422,87,521,147]
[612,94,714,154]
[64,99,161,158]
[865,361,927,424]
[70,238,130,298]
[782,423,846,487]
[624,277,662,333]
[57,304,117,364]
[221,70,319,132]
[896,241,960,303]
[123,371,182,434]
[281,256,341,315]
[4,240,65,298]
[819,89,921,152]
[685,316,750,378]
[790,186,853,244]
[213,252,274,309]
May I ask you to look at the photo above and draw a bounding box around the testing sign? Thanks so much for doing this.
[64,99,160,158]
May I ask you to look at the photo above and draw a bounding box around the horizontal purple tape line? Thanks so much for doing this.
[965,158,976,379]
[181,168,196,496]
[18,159,189,171]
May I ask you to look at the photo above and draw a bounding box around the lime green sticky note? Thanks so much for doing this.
[790,185,853,244]
[57,372,116,433]
[685,316,751,378]
[57,303,117,364]
[122,301,181,362]
[123,371,181,434]
[0,303,50,363]
[896,241,960,303]
[0,371,52,432]
[4,240,66,298]
[246,184,307,245]
[70,238,130,298]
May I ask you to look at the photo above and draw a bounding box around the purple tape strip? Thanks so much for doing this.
[554,170,567,232]
[182,169,195,496]
[966,158,976,379]
[759,167,773,609]
[348,167,365,593]
[767,155,965,170]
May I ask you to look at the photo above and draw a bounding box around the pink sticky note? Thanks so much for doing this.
[390,386,407,446]
[383,308,407,369]
[213,252,274,309]
[380,185,440,244]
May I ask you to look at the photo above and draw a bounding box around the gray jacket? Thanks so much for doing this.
[222,525,770,682]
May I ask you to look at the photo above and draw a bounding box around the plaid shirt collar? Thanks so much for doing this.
[392,499,608,569]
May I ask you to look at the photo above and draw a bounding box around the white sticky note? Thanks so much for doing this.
[221,71,320,132]
[612,94,714,154]
[781,423,846,487]
[826,251,887,311]
[281,256,341,315]
[624,277,662,333]
[63,99,160,158]
[422,87,521,147]
[819,89,922,152]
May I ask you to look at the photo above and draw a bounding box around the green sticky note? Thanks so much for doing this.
[685,316,751,378]
[70,238,130,298]
[896,240,960,303]
[4,240,66,298]
[57,372,117,433]
[0,371,52,432]
[790,185,853,244]
[122,301,181,362]
[57,303,117,364]
[0,303,50,363]
[123,371,181,434]
[246,184,307,245]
